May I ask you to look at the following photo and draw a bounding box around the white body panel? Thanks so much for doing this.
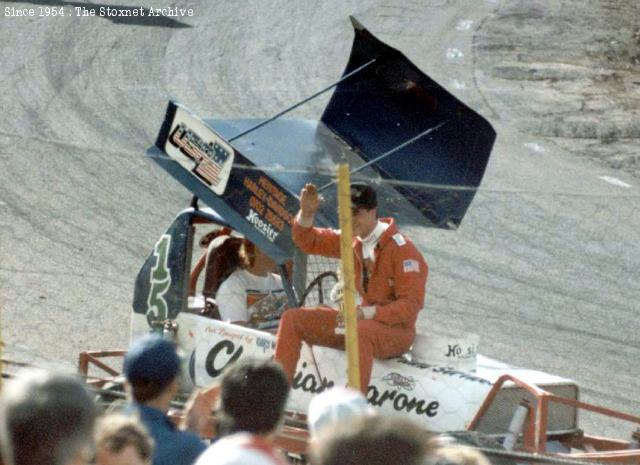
[131,311,576,432]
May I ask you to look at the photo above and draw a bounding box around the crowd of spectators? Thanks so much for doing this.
[0,334,494,465]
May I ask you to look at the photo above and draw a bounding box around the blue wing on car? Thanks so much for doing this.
[148,17,496,263]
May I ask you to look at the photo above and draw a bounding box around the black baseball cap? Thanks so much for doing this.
[350,182,377,210]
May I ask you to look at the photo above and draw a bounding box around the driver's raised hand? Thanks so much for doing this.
[298,183,323,226]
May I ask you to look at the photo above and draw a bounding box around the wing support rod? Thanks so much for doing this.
[228,58,377,142]
[318,119,449,192]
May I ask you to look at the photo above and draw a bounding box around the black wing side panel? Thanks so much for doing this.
[321,17,496,229]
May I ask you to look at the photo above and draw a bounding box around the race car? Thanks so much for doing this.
[128,16,578,436]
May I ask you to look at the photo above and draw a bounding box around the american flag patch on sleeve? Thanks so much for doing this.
[403,259,420,273]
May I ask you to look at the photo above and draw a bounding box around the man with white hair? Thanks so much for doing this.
[311,415,433,465]
[94,413,154,465]
[307,387,375,440]
[0,369,97,465]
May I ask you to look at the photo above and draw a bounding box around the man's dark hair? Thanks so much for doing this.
[128,379,168,403]
[311,415,433,465]
[350,182,377,211]
[0,369,97,465]
[218,358,290,435]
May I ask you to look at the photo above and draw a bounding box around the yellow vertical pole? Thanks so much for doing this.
[337,164,361,391]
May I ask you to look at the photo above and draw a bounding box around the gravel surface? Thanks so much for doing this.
[475,0,640,176]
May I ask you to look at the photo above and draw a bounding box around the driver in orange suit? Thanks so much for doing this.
[274,182,428,393]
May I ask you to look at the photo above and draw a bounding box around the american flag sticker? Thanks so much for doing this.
[165,105,234,196]
[403,259,420,273]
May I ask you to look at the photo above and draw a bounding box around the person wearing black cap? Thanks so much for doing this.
[123,334,208,465]
[274,182,428,393]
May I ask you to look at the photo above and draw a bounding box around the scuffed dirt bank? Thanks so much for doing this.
[475,0,639,177]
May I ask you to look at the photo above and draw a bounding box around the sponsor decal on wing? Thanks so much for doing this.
[164,108,234,195]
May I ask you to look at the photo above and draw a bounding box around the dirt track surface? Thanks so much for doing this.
[1,0,638,436]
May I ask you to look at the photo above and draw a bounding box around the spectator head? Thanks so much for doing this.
[310,415,433,465]
[218,358,290,436]
[94,414,153,465]
[123,334,181,403]
[0,369,96,465]
[431,445,492,465]
[307,387,374,440]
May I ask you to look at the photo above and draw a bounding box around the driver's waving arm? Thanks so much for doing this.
[291,183,341,258]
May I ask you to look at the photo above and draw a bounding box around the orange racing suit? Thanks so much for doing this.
[274,217,428,392]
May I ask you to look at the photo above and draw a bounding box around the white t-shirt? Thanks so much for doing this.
[215,269,284,322]
[195,433,286,465]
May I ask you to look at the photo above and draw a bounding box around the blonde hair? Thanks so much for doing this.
[431,445,492,465]
[95,414,153,462]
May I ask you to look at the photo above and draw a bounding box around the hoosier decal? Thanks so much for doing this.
[246,208,279,242]
[445,343,477,360]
